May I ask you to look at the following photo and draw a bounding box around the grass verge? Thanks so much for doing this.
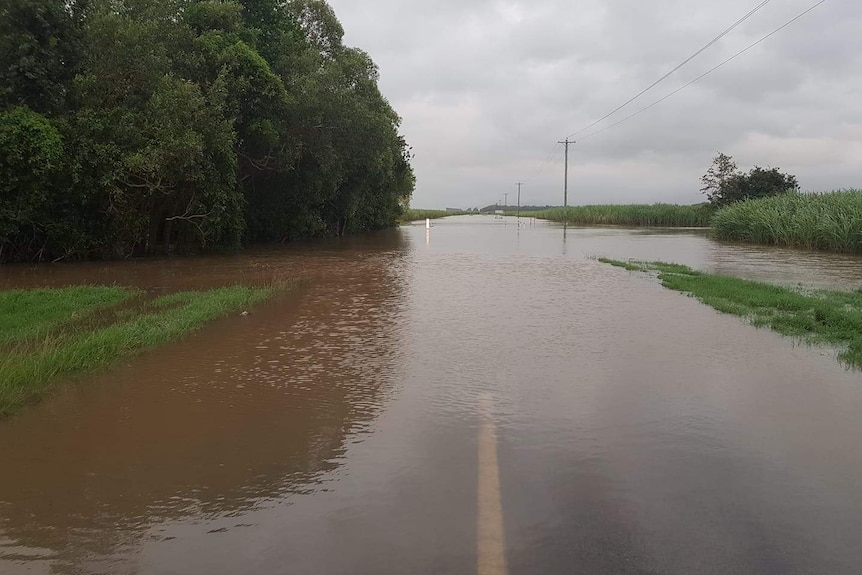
[0,283,292,416]
[530,204,714,227]
[711,190,862,253]
[599,258,862,369]
[0,285,137,346]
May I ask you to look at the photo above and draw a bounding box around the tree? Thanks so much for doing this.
[702,153,798,206]
[0,0,85,114]
[71,0,241,255]
[0,107,63,253]
[734,167,799,202]
[700,152,739,205]
[0,0,414,262]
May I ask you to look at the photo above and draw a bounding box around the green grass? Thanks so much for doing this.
[0,285,137,345]
[0,283,292,416]
[599,258,862,369]
[400,209,457,222]
[711,190,862,253]
[530,204,714,227]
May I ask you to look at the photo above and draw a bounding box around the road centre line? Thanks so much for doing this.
[478,394,509,575]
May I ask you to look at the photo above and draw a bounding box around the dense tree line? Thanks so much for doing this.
[0,0,414,261]
[701,153,798,207]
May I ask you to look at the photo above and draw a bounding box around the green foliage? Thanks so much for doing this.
[0,0,84,113]
[711,190,862,253]
[601,259,862,369]
[733,167,799,202]
[185,1,245,33]
[0,107,63,249]
[0,282,291,416]
[702,153,798,206]
[597,258,650,272]
[286,0,344,56]
[0,0,414,262]
[531,204,714,227]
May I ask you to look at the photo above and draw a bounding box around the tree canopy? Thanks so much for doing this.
[0,0,414,262]
[701,153,798,207]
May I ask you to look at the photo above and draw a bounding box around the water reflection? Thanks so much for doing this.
[2,219,862,574]
[0,232,410,574]
[534,221,862,290]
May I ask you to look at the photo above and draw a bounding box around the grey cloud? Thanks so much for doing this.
[328,0,862,208]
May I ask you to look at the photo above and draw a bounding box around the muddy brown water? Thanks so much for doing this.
[1,216,862,574]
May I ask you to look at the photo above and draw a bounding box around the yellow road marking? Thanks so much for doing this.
[478,395,508,575]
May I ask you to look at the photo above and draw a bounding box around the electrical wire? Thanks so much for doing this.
[526,141,563,181]
[565,0,772,140]
[578,0,827,142]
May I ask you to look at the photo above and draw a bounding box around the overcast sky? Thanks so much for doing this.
[327,0,861,209]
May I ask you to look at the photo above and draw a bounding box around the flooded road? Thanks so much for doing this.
[1,216,861,574]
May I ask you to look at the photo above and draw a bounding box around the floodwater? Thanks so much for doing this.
[1,215,861,574]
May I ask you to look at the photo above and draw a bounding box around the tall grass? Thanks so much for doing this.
[711,190,862,253]
[600,258,862,369]
[530,204,714,227]
[400,209,457,222]
[0,283,290,416]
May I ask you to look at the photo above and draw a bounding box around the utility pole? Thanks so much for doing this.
[516,182,523,219]
[504,193,508,210]
[557,139,575,208]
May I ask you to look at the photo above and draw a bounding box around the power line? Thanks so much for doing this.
[521,137,571,189]
[578,0,827,142]
[565,0,772,140]
[547,143,565,165]
[526,141,562,180]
